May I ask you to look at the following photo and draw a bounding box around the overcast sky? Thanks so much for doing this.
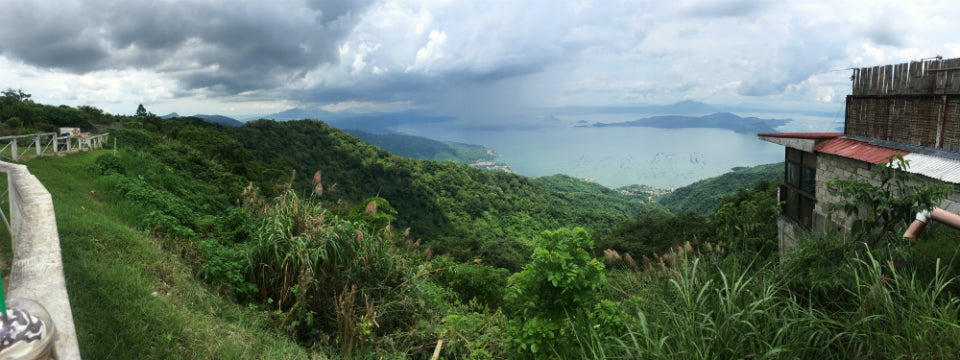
[2,0,959,122]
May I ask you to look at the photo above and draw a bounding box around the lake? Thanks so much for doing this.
[390,113,838,189]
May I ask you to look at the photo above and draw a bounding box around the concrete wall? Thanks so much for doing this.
[813,154,873,233]
[0,161,80,359]
[758,136,819,152]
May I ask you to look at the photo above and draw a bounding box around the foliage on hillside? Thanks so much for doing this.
[0,89,111,134]
[15,95,960,359]
[657,162,783,215]
[344,129,497,164]
[24,151,312,358]
[596,179,779,261]
[138,117,654,270]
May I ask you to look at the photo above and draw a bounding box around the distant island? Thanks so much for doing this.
[586,112,790,134]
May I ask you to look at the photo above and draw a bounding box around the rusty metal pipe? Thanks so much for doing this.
[903,207,960,244]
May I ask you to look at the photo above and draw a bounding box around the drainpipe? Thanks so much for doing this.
[902,207,960,244]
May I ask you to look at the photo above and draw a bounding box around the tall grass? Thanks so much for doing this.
[576,240,960,359]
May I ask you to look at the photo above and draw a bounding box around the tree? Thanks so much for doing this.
[136,104,148,117]
[712,180,780,255]
[78,105,109,124]
[1,89,31,103]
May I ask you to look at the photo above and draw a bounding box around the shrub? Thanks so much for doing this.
[93,153,124,175]
[504,227,606,357]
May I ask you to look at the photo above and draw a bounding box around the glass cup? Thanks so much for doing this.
[0,298,56,360]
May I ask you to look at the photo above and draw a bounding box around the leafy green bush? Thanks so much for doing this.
[504,227,606,357]
[92,153,124,175]
[198,238,256,300]
[431,256,510,309]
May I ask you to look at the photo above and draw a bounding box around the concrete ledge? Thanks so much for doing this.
[0,161,80,359]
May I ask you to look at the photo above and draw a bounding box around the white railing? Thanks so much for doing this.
[0,132,110,162]
[0,161,80,359]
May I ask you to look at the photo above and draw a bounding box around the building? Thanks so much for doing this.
[759,57,960,254]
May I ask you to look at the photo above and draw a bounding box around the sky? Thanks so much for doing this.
[2,0,960,123]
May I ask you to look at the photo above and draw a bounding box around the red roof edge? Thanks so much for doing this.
[757,133,843,139]
[813,138,910,164]
[757,132,843,139]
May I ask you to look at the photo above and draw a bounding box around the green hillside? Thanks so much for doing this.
[657,162,783,215]
[145,117,655,270]
[6,92,960,358]
[343,129,498,164]
[20,150,310,358]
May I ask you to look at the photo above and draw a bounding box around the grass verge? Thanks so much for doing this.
[23,150,318,359]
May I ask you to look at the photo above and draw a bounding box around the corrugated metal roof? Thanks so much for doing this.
[813,138,910,164]
[756,132,842,139]
[811,136,960,184]
[847,135,960,161]
[902,153,960,184]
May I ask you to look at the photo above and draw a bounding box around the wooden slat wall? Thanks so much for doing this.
[847,57,960,150]
[852,58,960,95]
[943,98,960,151]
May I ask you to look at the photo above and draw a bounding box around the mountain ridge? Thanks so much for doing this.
[588,112,790,134]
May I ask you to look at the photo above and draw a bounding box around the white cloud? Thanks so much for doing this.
[406,30,447,73]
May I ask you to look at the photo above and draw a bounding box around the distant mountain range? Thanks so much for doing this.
[555,100,718,115]
[245,109,454,134]
[161,113,244,127]
[160,100,797,134]
[587,112,790,134]
[246,108,340,122]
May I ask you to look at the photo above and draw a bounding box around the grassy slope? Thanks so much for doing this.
[24,151,315,359]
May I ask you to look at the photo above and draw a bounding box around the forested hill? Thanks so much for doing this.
[656,162,783,215]
[590,112,789,134]
[139,116,656,270]
[343,129,498,164]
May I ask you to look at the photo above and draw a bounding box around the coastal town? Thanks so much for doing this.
[469,160,515,173]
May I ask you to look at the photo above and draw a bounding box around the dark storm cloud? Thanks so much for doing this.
[0,2,110,72]
[0,0,373,94]
[292,72,438,105]
[306,0,374,22]
[446,62,547,84]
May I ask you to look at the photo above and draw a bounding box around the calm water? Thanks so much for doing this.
[391,114,837,189]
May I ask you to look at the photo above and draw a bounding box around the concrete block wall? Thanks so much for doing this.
[777,217,802,258]
[813,154,875,233]
[0,161,80,359]
[805,153,960,239]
